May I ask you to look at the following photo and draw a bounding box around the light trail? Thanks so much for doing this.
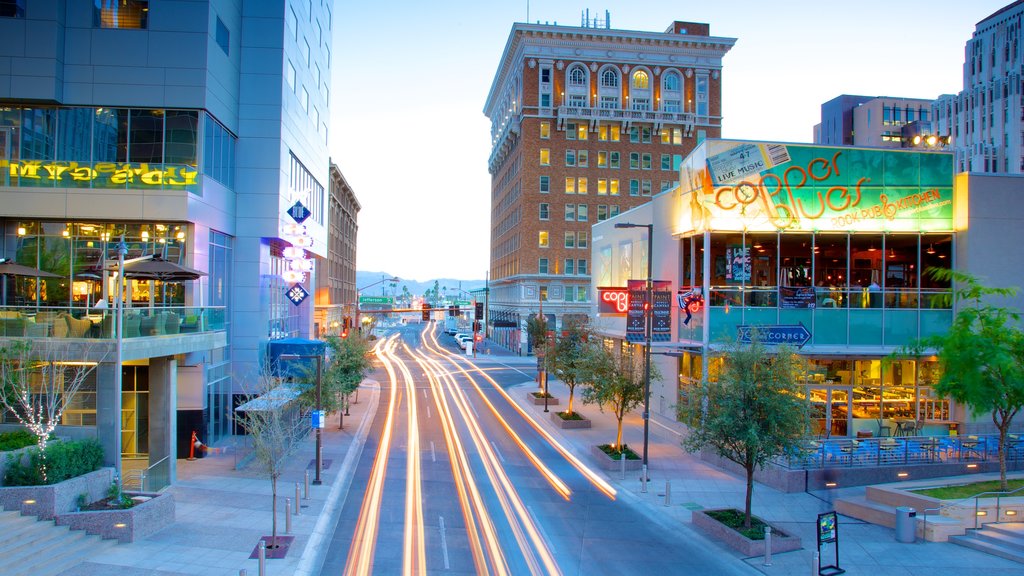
[344,336,401,576]
[392,342,426,575]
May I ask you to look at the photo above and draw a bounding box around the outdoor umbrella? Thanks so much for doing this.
[108,255,206,281]
[0,258,62,306]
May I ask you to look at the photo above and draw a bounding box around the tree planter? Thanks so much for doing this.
[55,491,174,543]
[0,468,113,520]
[590,445,642,471]
[550,411,591,429]
[691,508,801,557]
[528,392,559,406]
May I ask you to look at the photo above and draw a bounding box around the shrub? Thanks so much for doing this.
[0,429,37,452]
[2,438,104,486]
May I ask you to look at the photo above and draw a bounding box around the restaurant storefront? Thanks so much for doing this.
[595,140,963,437]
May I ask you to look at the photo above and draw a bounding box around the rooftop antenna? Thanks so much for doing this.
[526,0,529,24]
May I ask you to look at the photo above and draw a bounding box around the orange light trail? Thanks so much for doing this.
[392,343,426,575]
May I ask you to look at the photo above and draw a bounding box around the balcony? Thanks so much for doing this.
[0,305,227,361]
[556,105,709,134]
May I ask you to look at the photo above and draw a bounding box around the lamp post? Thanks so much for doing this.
[615,222,653,491]
[280,353,324,485]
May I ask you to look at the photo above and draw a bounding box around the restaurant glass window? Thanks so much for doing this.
[884,234,919,308]
[129,109,163,164]
[57,108,93,162]
[921,234,953,308]
[745,232,777,307]
[164,110,198,166]
[709,232,744,307]
[779,233,812,288]
[93,108,124,162]
[19,108,56,161]
[917,359,949,421]
[813,233,847,308]
[849,234,883,308]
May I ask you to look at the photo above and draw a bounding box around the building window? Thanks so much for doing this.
[630,179,639,196]
[565,149,576,166]
[696,74,709,116]
[0,0,25,17]
[541,93,551,107]
[286,60,296,91]
[539,231,549,248]
[577,177,587,194]
[630,127,640,143]
[540,121,550,139]
[94,0,148,29]
[539,203,549,220]
[569,65,587,87]
[577,124,588,140]
[661,154,672,171]
[539,175,550,193]
[204,113,236,188]
[300,87,309,112]
[538,258,549,274]
[598,178,608,195]
[642,153,652,170]
[577,259,588,275]
[610,179,620,195]
[578,150,589,167]
[566,122,577,140]
[578,231,588,248]
[601,68,619,88]
[302,38,311,66]
[216,17,230,55]
[564,232,575,249]
[577,204,588,221]
[597,205,608,221]
[630,152,640,169]
[564,259,575,275]
[289,6,298,40]
[540,149,550,165]
[598,151,608,168]
[610,205,620,217]
[610,152,620,169]
[565,177,576,194]
[599,125,621,141]
[642,180,652,196]
[565,204,576,221]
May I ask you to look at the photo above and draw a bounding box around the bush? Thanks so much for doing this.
[599,443,640,460]
[2,438,104,486]
[0,429,37,452]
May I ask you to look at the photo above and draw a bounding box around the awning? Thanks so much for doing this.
[267,338,327,378]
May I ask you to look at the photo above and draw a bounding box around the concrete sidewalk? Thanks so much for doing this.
[64,380,381,576]
[512,376,1024,576]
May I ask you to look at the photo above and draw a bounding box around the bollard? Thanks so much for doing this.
[763,525,772,566]
[239,570,247,576]
[641,464,648,493]
[285,498,292,534]
[304,471,310,499]
[295,483,301,515]
[258,540,266,576]
[664,480,671,507]
[620,452,626,480]
[811,550,818,575]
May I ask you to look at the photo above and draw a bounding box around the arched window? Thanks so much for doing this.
[600,68,619,88]
[631,70,649,90]
[630,69,652,110]
[661,71,682,113]
[662,71,680,92]
[569,66,587,87]
[565,64,589,107]
[598,65,621,109]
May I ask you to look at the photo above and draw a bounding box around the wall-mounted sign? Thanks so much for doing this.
[677,288,704,325]
[5,160,198,188]
[737,323,811,347]
[598,287,630,315]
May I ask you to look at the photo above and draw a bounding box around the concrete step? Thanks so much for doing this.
[11,529,116,576]
[4,520,82,566]
[836,493,964,541]
[964,522,1024,553]
[950,527,1024,564]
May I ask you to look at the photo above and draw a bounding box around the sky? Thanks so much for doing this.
[331,0,1010,284]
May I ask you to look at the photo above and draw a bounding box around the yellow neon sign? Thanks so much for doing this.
[3,160,198,188]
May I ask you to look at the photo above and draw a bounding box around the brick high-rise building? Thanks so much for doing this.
[483,19,735,353]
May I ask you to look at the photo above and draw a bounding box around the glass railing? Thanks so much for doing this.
[708,287,952,310]
[0,305,225,339]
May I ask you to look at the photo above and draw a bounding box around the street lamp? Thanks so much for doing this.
[280,353,324,485]
[615,222,653,492]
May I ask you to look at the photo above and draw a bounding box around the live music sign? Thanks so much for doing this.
[597,287,630,315]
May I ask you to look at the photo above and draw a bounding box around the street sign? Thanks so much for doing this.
[359,295,393,305]
[737,324,811,347]
[286,284,309,306]
[288,200,311,224]
[311,410,325,429]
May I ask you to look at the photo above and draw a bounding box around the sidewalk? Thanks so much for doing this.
[513,376,1024,576]
[66,381,381,576]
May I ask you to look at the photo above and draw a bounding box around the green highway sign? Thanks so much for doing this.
[454,300,472,306]
[359,296,394,305]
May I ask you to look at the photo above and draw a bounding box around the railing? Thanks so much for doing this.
[709,287,952,310]
[0,305,226,339]
[557,105,704,127]
[922,484,1024,535]
[123,455,171,492]
[776,434,1023,470]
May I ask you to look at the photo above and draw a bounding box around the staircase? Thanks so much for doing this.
[0,509,118,575]
[950,522,1024,564]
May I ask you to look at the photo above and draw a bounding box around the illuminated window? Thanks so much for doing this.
[577,177,587,194]
[609,125,620,141]
[610,179,619,195]
[599,126,609,141]
[539,175,549,193]
[0,0,25,17]
[539,149,550,165]
[539,231,549,248]
[578,150,588,167]
[577,124,588,140]
[565,204,576,221]
[632,70,649,90]
[565,177,575,194]
[539,121,550,139]
[598,151,608,168]
[598,178,608,195]
[94,0,148,29]
[661,129,671,144]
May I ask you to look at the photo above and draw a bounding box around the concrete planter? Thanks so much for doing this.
[0,468,113,520]
[528,392,559,406]
[551,411,592,429]
[56,491,175,543]
[590,445,642,471]
[691,509,802,557]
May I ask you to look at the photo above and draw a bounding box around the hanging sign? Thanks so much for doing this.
[286,283,309,306]
[288,200,311,224]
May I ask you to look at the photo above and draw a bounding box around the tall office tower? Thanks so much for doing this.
[0,0,333,480]
[483,18,734,354]
[934,1,1024,173]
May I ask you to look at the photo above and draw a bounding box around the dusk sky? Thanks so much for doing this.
[331,0,1009,283]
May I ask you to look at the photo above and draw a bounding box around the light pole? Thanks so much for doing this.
[355,276,398,335]
[615,222,653,491]
[112,235,128,485]
[280,353,324,485]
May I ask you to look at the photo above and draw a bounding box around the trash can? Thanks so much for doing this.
[895,506,917,543]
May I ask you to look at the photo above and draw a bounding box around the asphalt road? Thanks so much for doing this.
[319,322,755,575]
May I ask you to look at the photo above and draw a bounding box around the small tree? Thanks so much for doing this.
[545,318,595,416]
[526,314,548,388]
[0,339,105,482]
[582,348,659,451]
[327,334,372,429]
[899,269,1024,492]
[681,336,807,529]
[236,368,297,549]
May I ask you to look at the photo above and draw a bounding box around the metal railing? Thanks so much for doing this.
[121,455,171,492]
[776,434,1023,470]
[922,484,1024,535]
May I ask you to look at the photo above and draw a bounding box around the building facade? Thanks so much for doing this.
[483,19,735,354]
[593,139,1024,437]
[0,0,333,484]
[815,95,935,148]
[933,1,1024,173]
[315,162,360,336]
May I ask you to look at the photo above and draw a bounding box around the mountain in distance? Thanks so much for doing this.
[356,271,487,299]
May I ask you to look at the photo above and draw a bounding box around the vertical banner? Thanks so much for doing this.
[626,280,646,343]
[626,280,672,343]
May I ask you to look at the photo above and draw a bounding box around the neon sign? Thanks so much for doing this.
[598,287,630,315]
[4,160,198,188]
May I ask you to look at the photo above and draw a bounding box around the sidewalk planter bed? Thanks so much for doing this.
[590,444,642,471]
[0,468,112,520]
[56,491,175,543]
[551,410,591,429]
[691,508,801,557]
[528,391,559,406]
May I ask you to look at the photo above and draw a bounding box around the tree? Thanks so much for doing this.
[582,348,659,451]
[324,333,372,429]
[236,368,297,550]
[545,318,596,416]
[0,339,106,482]
[681,336,807,529]
[899,269,1024,492]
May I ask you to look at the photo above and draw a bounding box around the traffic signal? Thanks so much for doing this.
[421,303,431,321]
[474,301,483,320]
[341,329,348,339]
[449,306,457,317]
[473,320,481,333]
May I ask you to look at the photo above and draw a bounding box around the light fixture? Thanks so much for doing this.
[1007,510,1018,516]
[141,230,149,240]
[289,258,313,272]
[283,246,305,259]
[825,482,837,488]
[281,270,305,283]
[897,472,909,478]
[62,229,70,238]
[291,235,314,247]
[967,463,978,469]
[17,226,26,236]
[926,244,936,255]
[977,511,987,517]
[889,249,896,259]
[867,243,876,252]
[176,231,185,240]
